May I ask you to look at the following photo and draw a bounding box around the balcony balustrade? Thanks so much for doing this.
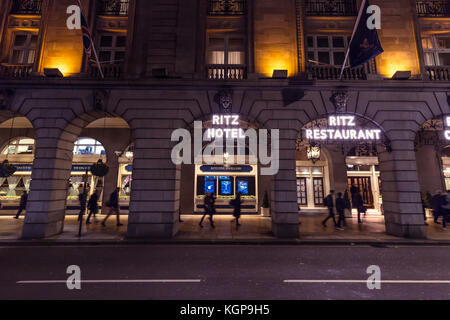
[88,63,123,79]
[424,65,450,80]
[0,64,33,79]
[306,62,375,80]
[207,64,247,80]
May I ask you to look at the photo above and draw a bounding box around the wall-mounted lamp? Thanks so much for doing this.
[392,71,411,80]
[44,68,64,78]
[272,69,288,79]
[307,143,321,164]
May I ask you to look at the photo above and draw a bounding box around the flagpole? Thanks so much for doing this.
[339,0,368,81]
[77,0,104,79]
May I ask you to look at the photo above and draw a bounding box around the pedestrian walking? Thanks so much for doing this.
[77,190,87,222]
[336,192,346,230]
[322,190,338,228]
[14,190,28,219]
[199,192,215,228]
[421,199,429,226]
[432,190,443,224]
[231,192,242,227]
[352,191,365,224]
[86,191,99,225]
[102,188,123,227]
[441,193,450,230]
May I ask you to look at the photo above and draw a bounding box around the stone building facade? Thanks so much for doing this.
[0,0,449,240]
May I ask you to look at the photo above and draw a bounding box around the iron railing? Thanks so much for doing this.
[10,0,42,14]
[416,0,450,17]
[305,0,357,16]
[97,0,129,16]
[207,64,246,80]
[208,0,246,15]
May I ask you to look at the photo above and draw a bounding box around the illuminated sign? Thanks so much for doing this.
[206,114,246,139]
[445,117,450,140]
[305,115,382,141]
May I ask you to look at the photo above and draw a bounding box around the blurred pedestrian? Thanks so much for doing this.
[86,191,99,225]
[322,190,337,228]
[432,190,443,224]
[336,192,346,230]
[102,188,123,227]
[231,192,242,227]
[14,190,28,219]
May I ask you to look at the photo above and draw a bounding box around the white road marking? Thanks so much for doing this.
[284,280,450,284]
[17,279,202,284]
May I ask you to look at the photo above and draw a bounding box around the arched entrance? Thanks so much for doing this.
[176,114,273,239]
[297,113,389,235]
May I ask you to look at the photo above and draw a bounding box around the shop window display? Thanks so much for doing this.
[73,138,106,155]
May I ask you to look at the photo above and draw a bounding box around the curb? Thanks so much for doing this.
[1,238,450,246]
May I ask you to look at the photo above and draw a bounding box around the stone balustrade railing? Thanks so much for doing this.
[207,64,247,80]
[424,66,450,81]
[0,64,33,78]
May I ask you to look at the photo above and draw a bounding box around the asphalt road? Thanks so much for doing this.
[1,244,450,300]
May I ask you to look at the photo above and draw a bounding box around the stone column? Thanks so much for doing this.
[379,140,426,239]
[271,129,300,238]
[127,133,181,238]
[22,130,73,239]
[327,148,348,194]
[416,145,444,195]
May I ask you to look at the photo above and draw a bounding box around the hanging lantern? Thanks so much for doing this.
[0,159,16,178]
[307,143,321,164]
[90,159,109,177]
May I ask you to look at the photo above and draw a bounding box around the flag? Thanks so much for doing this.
[348,0,384,68]
[77,0,104,78]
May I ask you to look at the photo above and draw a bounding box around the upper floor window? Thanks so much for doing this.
[208,35,245,65]
[305,0,357,16]
[9,32,38,65]
[306,35,351,66]
[73,138,105,156]
[10,0,42,15]
[416,1,450,17]
[97,0,129,16]
[422,35,450,66]
[2,138,34,155]
[208,0,246,15]
[98,33,127,65]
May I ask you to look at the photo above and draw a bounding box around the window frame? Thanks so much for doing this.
[422,34,450,66]
[207,33,246,65]
[97,33,127,65]
[8,31,38,65]
[306,34,351,67]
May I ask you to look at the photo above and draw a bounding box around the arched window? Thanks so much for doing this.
[2,137,35,155]
[73,138,105,155]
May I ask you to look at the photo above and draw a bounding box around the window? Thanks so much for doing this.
[306,35,351,66]
[297,177,308,206]
[97,0,129,16]
[207,35,245,65]
[98,34,127,65]
[9,33,38,65]
[313,177,324,206]
[73,138,105,155]
[2,138,35,155]
[422,35,450,66]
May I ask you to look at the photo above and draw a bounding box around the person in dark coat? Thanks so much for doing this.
[335,192,346,229]
[231,192,243,227]
[199,192,215,228]
[432,190,443,224]
[77,190,87,221]
[322,190,337,228]
[353,192,365,224]
[102,188,123,227]
[350,184,359,197]
[14,190,28,219]
[86,191,99,225]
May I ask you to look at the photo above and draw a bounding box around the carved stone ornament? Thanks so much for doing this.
[330,91,349,113]
[93,89,109,111]
[214,89,233,113]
